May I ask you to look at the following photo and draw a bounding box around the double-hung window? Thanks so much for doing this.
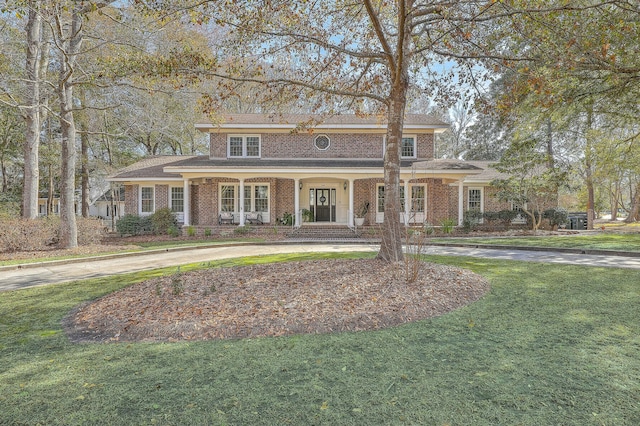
[171,187,184,213]
[140,187,154,214]
[228,135,261,158]
[401,136,416,158]
[468,188,483,211]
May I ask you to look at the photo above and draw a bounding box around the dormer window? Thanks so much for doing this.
[228,135,261,158]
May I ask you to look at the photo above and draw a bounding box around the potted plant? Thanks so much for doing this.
[354,202,369,226]
[301,208,314,222]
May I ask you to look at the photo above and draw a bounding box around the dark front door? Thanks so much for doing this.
[315,189,331,222]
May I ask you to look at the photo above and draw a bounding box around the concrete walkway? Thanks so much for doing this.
[1,242,640,292]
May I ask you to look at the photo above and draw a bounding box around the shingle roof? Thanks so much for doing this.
[108,156,198,180]
[196,113,448,129]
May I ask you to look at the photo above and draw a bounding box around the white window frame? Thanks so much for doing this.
[139,186,155,215]
[227,134,261,158]
[376,183,426,223]
[218,183,270,220]
[401,135,417,159]
[467,187,484,211]
[382,135,417,159]
[170,186,184,213]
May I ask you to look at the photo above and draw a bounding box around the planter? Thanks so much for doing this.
[354,217,365,226]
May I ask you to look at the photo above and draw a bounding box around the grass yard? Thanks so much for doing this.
[432,233,640,253]
[1,252,639,425]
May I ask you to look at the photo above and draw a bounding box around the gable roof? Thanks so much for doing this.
[196,113,449,133]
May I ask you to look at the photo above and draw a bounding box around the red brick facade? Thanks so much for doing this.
[210,132,434,160]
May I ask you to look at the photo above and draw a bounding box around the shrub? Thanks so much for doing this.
[279,212,293,226]
[204,228,212,237]
[151,208,178,235]
[233,225,251,235]
[186,226,196,237]
[482,209,521,227]
[77,217,107,245]
[544,207,568,229]
[116,214,153,236]
[167,226,180,237]
[462,210,484,232]
[0,217,106,252]
[440,218,456,234]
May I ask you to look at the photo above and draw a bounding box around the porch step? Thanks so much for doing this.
[285,225,360,240]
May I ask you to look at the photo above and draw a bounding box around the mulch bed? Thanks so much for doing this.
[64,258,490,343]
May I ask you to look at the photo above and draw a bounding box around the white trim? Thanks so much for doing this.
[139,186,155,215]
[218,182,271,222]
[196,123,447,132]
[400,135,417,159]
[467,187,484,212]
[227,134,261,158]
[382,134,418,159]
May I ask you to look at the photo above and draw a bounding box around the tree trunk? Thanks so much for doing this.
[376,0,412,262]
[378,93,406,261]
[56,4,83,249]
[78,90,90,218]
[624,182,640,223]
[584,106,595,230]
[22,3,43,219]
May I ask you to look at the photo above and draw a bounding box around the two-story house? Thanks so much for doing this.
[108,113,511,230]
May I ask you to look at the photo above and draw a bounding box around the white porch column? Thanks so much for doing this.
[458,179,464,226]
[403,180,410,225]
[348,179,354,227]
[294,178,300,226]
[183,178,190,226]
[239,179,245,226]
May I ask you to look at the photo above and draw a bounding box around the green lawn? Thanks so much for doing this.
[1,252,639,425]
[432,233,640,252]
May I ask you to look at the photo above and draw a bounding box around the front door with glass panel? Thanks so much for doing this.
[315,189,331,222]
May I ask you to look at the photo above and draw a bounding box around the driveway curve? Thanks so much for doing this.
[1,242,639,292]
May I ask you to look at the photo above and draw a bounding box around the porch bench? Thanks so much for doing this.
[218,212,235,225]
[245,212,263,225]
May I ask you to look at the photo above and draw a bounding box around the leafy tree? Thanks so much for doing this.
[491,139,565,233]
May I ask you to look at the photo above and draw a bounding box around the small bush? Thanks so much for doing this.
[204,228,212,237]
[77,217,107,245]
[544,207,568,229]
[186,226,196,237]
[279,212,293,226]
[151,208,178,235]
[440,218,456,234]
[167,226,180,237]
[233,225,251,235]
[116,214,153,236]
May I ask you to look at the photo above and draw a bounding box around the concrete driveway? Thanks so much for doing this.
[1,242,639,292]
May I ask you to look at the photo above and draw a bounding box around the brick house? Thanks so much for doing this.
[108,114,519,229]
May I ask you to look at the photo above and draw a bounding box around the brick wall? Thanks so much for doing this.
[155,185,169,210]
[416,134,434,160]
[190,185,199,225]
[275,178,295,222]
[124,184,138,215]
[208,132,437,160]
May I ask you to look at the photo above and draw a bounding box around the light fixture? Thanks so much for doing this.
[299,182,303,190]
[343,181,347,190]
